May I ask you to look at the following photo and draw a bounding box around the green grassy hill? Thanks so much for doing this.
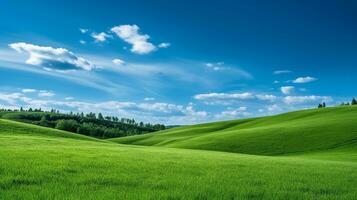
[110,107,357,160]
[0,119,99,141]
[0,118,357,199]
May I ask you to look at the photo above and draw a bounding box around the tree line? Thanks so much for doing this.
[318,98,357,108]
[0,108,165,139]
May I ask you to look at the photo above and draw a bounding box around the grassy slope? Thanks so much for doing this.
[0,119,99,142]
[0,119,356,199]
[110,107,357,159]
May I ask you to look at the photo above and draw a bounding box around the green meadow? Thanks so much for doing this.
[1,107,357,199]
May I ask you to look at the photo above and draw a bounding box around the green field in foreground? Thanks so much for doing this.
[1,107,357,199]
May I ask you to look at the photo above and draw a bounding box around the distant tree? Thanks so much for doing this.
[55,119,79,132]
[322,102,326,108]
[98,113,104,120]
[20,107,24,112]
[352,98,357,105]
[318,104,323,108]
[40,115,49,122]
[28,108,33,112]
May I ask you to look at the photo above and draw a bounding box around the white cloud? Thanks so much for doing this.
[205,62,225,71]
[292,76,317,83]
[283,95,332,104]
[79,28,89,34]
[194,92,254,100]
[280,86,294,95]
[144,97,155,101]
[22,88,36,93]
[194,92,276,102]
[158,42,170,48]
[0,92,208,124]
[256,94,277,101]
[215,107,250,118]
[111,25,156,54]
[112,58,125,66]
[0,92,29,104]
[274,70,292,75]
[266,104,282,112]
[9,42,95,71]
[91,32,111,42]
[65,97,74,100]
[79,40,86,44]
[38,91,55,97]
[273,80,280,84]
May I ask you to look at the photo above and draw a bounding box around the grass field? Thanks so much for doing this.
[1,107,357,199]
[111,107,357,159]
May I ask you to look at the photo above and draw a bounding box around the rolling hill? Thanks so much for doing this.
[1,107,357,199]
[110,106,357,160]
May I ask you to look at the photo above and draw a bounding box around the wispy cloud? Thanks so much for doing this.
[158,42,170,48]
[144,97,155,101]
[38,90,55,97]
[283,95,332,104]
[22,88,36,93]
[194,92,276,102]
[215,106,250,119]
[273,70,292,75]
[112,58,125,66]
[79,28,89,34]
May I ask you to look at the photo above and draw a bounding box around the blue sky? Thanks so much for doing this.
[0,0,356,124]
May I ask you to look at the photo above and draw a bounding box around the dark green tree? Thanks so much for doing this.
[55,119,79,132]
[352,98,357,105]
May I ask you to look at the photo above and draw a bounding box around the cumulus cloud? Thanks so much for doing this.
[65,97,74,100]
[283,95,332,104]
[9,42,95,71]
[292,76,317,83]
[144,97,155,101]
[112,58,125,65]
[79,40,86,45]
[91,32,112,42]
[111,24,156,54]
[280,86,294,95]
[158,42,170,48]
[273,70,292,75]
